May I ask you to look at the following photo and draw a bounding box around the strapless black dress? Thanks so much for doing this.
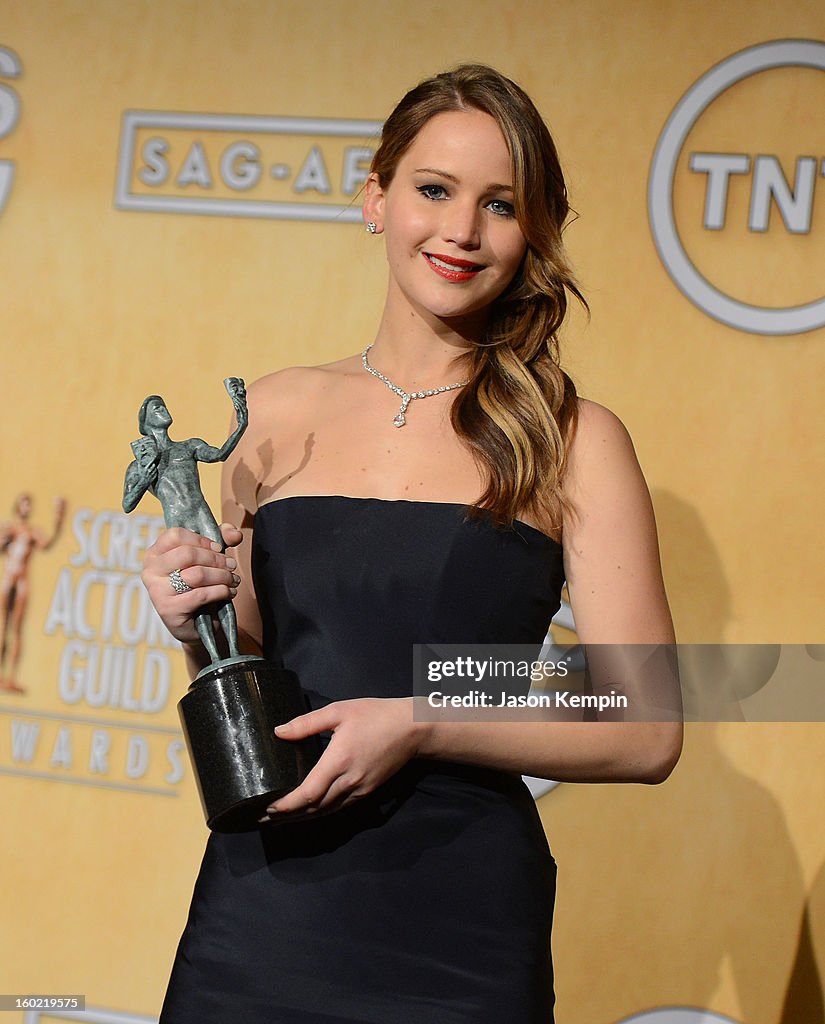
[159,496,565,1024]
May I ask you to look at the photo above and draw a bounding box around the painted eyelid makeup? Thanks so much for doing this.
[416,184,448,199]
[487,198,516,217]
[416,184,514,215]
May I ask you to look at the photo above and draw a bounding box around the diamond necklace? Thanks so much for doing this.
[361,345,469,428]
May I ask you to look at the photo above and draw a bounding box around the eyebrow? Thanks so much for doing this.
[413,167,514,193]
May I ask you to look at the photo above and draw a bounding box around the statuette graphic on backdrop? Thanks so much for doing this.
[1,493,66,693]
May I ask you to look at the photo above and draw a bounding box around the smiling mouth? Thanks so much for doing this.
[423,252,485,280]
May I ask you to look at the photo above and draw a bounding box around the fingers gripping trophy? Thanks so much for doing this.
[122,378,319,832]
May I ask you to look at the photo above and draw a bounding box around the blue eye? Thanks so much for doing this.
[416,184,448,200]
[487,198,515,218]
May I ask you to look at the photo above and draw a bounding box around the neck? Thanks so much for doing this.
[368,285,487,387]
[149,428,170,448]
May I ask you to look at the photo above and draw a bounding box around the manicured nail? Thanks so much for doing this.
[226,557,237,569]
[210,541,222,552]
[232,574,241,586]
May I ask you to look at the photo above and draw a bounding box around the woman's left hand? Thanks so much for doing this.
[264,698,422,821]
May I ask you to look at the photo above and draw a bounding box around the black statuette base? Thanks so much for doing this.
[178,658,320,833]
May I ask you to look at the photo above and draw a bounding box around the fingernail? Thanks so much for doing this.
[210,541,222,552]
[232,574,241,586]
[226,557,237,569]
[266,804,280,814]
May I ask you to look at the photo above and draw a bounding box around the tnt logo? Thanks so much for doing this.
[0,45,22,219]
[690,153,823,233]
[649,39,825,335]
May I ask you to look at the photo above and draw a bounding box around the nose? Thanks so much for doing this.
[442,200,481,250]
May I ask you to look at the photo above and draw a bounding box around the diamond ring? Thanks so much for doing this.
[169,568,191,594]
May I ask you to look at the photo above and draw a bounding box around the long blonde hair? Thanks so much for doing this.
[371,64,585,532]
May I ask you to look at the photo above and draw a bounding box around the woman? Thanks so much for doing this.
[145,64,681,1024]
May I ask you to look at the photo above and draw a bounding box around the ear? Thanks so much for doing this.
[362,172,385,233]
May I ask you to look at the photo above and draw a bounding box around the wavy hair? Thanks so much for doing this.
[371,64,585,532]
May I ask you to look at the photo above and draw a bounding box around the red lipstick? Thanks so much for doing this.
[423,252,485,282]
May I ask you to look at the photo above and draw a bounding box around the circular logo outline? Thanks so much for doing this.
[0,45,22,219]
[616,1010,741,1024]
[648,39,825,336]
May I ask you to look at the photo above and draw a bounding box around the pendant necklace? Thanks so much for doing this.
[361,345,469,428]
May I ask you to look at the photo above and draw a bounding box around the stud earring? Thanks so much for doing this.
[366,222,377,234]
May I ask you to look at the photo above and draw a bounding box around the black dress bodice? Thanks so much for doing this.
[160,495,565,1024]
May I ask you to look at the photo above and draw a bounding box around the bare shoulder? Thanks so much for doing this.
[562,400,674,644]
[239,360,351,435]
[570,397,636,456]
[246,363,334,406]
[246,355,360,404]
[565,398,643,498]
[224,356,362,514]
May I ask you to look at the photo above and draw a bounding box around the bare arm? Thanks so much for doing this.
[411,399,682,783]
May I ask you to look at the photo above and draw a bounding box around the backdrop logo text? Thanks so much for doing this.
[115,111,383,223]
[0,508,186,798]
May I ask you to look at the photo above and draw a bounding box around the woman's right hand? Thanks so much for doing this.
[141,524,242,645]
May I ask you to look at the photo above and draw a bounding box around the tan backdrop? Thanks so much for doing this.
[1,2,823,1022]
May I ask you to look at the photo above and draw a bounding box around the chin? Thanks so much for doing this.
[417,288,496,322]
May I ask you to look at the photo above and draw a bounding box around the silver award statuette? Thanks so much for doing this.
[122,378,320,831]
